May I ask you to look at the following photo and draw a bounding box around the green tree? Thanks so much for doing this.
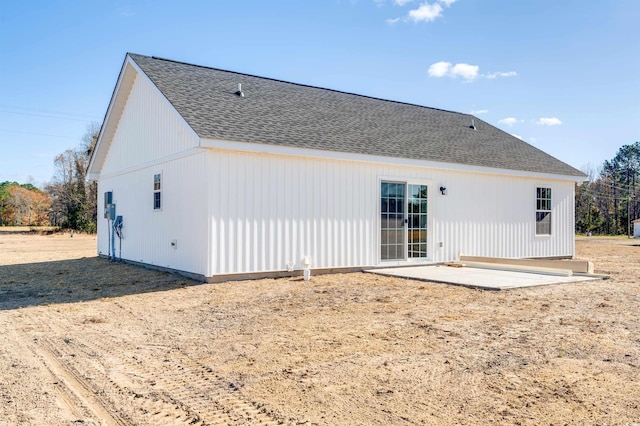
[1,182,18,225]
[576,142,640,236]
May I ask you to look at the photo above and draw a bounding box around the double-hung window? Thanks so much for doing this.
[536,187,551,235]
[153,173,162,210]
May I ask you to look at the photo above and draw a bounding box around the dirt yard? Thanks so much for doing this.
[0,232,638,425]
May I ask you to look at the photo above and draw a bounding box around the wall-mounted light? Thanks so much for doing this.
[439,186,447,195]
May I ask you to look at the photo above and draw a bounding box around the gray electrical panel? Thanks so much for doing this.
[104,191,115,219]
[106,204,116,220]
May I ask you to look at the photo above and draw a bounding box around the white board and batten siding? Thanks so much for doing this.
[97,69,210,277]
[208,150,377,276]
[206,147,576,277]
[99,72,200,176]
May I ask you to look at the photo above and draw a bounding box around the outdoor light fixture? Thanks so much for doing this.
[440,186,447,195]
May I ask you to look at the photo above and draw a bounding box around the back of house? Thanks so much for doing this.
[88,53,586,281]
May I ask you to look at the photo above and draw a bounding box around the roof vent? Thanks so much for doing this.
[235,83,244,97]
[470,118,476,130]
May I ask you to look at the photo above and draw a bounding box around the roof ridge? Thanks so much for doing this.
[129,53,469,118]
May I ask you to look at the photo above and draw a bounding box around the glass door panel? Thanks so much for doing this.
[407,184,428,258]
[381,181,406,260]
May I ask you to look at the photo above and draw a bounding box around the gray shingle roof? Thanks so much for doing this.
[129,53,585,178]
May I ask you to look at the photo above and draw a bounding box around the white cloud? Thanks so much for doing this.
[450,63,479,81]
[536,117,562,126]
[511,134,523,140]
[386,17,401,24]
[498,117,520,126]
[485,71,517,79]
[428,61,517,83]
[428,61,451,77]
[408,2,443,22]
[470,109,489,115]
[394,0,456,24]
[428,61,478,81]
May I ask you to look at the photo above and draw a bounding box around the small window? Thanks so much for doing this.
[536,187,551,235]
[153,173,161,210]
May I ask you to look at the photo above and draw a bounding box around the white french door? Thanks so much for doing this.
[380,181,429,261]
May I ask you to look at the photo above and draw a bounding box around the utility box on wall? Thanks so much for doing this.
[104,191,115,219]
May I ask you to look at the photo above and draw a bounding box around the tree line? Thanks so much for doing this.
[0,182,50,226]
[0,123,99,232]
[575,142,640,236]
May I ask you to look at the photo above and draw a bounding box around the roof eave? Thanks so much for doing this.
[200,136,588,182]
[87,54,140,180]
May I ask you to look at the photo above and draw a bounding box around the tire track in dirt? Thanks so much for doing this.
[29,337,130,426]
[105,300,286,425]
[19,309,206,425]
[3,323,92,425]
[85,335,282,425]
[27,304,284,425]
[10,310,130,425]
[158,353,280,425]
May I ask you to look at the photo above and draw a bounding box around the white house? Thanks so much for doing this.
[633,219,640,238]
[87,53,587,282]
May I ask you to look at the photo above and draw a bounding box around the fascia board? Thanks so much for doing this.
[87,55,138,180]
[200,137,587,183]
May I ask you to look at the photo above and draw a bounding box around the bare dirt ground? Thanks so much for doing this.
[0,232,638,425]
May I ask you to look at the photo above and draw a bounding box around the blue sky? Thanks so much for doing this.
[1,0,638,186]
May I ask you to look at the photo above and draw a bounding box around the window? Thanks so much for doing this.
[536,187,551,235]
[153,173,161,210]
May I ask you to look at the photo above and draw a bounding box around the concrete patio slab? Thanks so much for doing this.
[365,264,601,290]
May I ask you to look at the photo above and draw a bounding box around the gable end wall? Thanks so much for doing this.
[96,71,208,276]
[100,72,199,176]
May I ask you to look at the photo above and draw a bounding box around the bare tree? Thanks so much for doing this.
[45,122,101,232]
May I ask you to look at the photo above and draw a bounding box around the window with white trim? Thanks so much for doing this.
[153,173,161,210]
[536,187,551,235]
